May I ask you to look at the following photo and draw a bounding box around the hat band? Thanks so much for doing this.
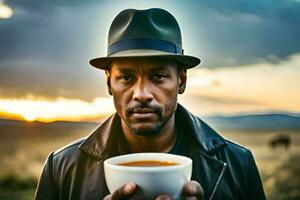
[107,38,184,56]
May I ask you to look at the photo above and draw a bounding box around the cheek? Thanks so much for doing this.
[153,80,179,102]
[110,82,129,113]
[110,79,130,100]
[112,94,128,119]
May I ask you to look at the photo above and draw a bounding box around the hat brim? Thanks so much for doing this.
[89,50,201,70]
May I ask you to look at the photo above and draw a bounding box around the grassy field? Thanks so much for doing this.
[222,130,300,200]
[0,120,299,200]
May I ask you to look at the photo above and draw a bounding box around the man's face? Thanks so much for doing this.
[107,58,186,136]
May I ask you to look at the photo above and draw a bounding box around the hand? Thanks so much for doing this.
[103,183,137,200]
[180,181,204,200]
[103,181,204,200]
[155,181,204,200]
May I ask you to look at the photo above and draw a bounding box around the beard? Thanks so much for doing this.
[126,118,169,136]
[123,101,177,136]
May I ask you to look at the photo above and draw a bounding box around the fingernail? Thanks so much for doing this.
[124,183,135,193]
[190,184,197,193]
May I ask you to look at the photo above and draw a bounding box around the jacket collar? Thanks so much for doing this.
[175,104,227,155]
[79,104,227,159]
[79,113,118,160]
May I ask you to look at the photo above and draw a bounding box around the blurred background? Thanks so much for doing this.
[0,0,299,199]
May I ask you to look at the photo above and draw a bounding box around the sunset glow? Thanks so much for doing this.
[180,53,300,115]
[0,97,115,122]
[0,0,13,19]
[23,112,37,121]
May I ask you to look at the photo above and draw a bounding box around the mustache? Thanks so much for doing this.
[126,102,162,115]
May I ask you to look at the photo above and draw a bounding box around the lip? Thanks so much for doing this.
[132,108,156,114]
[131,112,156,118]
[130,109,157,119]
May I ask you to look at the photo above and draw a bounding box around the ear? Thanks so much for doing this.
[178,69,187,94]
[105,70,113,96]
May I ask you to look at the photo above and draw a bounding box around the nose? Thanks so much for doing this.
[132,78,153,103]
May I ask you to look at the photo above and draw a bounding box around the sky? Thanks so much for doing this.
[0,0,299,122]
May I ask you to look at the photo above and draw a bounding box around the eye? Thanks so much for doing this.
[118,74,134,82]
[152,73,167,82]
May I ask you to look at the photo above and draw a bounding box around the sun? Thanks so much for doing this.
[0,1,13,19]
[23,113,37,122]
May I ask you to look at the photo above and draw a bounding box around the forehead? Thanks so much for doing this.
[110,58,178,72]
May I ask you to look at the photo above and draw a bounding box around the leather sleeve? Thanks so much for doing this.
[35,152,57,200]
[247,150,266,200]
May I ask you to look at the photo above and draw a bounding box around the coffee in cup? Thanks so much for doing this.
[104,153,192,200]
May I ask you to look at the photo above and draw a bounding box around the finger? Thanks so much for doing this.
[103,194,112,200]
[155,194,173,200]
[111,183,137,200]
[182,181,204,200]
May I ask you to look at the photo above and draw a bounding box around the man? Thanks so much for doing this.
[35,8,266,200]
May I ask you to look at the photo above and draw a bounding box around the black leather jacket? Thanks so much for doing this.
[35,104,266,200]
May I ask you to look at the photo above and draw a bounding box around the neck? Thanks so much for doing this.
[121,115,177,153]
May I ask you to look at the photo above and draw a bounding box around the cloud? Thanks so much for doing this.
[187,94,264,106]
[0,58,108,101]
[201,0,300,23]
[181,0,300,68]
[0,0,299,104]
[180,53,300,115]
[0,0,110,100]
[221,52,300,69]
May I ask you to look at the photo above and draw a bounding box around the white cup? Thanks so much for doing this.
[104,153,192,200]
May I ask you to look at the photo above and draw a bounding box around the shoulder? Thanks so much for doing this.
[219,138,264,197]
[49,137,88,170]
[225,139,250,155]
[220,138,255,171]
[53,137,87,157]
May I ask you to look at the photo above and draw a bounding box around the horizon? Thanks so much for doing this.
[1,110,300,124]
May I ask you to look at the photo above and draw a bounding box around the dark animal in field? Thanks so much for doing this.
[269,134,291,150]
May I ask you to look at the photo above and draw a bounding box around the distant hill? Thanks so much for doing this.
[203,114,300,132]
[1,113,300,133]
[0,118,98,127]
[0,118,99,135]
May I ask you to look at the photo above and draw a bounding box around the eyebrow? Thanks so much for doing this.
[148,67,172,75]
[115,68,135,73]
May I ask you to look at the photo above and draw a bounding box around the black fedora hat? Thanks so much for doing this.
[89,8,200,70]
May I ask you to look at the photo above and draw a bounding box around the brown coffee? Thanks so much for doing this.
[118,160,178,167]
